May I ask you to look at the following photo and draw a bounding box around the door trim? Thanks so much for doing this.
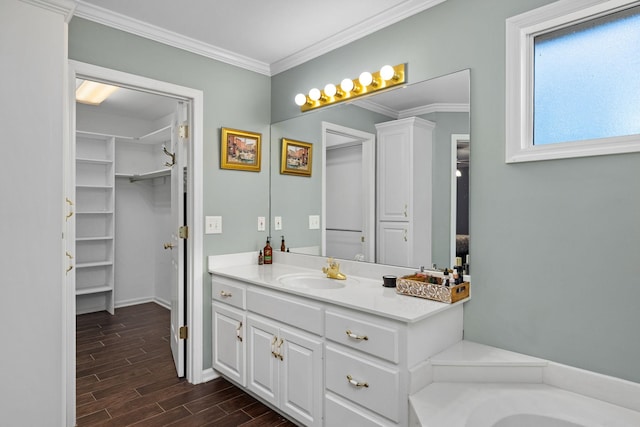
[450,134,469,266]
[321,122,375,262]
[66,60,204,424]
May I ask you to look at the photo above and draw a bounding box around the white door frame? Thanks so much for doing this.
[450,134,469,266]
[65,60,204,425]
[321,122,375,261]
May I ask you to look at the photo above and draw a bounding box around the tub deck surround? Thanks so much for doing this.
[207,251,468,323]
[410,383,640,427]
[410,341,640,427]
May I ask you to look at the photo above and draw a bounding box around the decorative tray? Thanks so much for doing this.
[396,274,469,304]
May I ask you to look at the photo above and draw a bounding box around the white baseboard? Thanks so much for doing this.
[201,368,220,383]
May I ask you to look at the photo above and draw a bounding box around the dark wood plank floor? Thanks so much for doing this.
[76,302,295,426]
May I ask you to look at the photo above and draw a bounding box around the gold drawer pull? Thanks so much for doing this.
[220,290,232,298]
[346,374,369,388]
[271,336,279,358]
[345,330,368,341]
[236,321,243,342]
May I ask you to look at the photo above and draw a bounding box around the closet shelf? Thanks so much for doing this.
[76,236,114,242]
[76,184,113,190]
[76,211,114,215]
[76,261,113,269]
[76,157,113,165]
[76,285,113,296]
[116,169,171,182]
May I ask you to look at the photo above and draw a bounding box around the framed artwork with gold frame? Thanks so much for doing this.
[280,138,313,177]
[221,127,261,172]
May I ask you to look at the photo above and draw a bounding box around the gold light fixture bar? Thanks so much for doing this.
[295,63,406,112]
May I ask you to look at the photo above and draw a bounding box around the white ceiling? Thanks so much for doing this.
[73,0,446,75]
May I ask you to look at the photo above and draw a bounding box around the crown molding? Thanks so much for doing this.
[73,0,271,76]
[39,0,446,75]
[271,0,447,75]
[355,99,469,119]
[20,0,76,21]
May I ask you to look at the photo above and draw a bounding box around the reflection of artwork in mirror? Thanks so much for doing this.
[281,138,313,177]
[221,127,261,172]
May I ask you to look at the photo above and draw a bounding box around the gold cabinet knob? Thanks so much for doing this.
[163,242,175,250]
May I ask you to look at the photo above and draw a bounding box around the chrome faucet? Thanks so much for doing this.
[322,257,346,280]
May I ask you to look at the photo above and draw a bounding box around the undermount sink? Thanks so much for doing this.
[277,273,358,289]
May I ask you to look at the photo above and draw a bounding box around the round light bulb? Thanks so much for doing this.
[308,88,321,101]
[294,93,307,106]
[340,78,354,93]
[324,83,337,97]
[380,65,395,80]
[359,71,373,87]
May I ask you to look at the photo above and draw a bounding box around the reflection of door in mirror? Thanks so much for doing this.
[323,123,375,262]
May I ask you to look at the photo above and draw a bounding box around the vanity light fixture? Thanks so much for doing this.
[76,80,120,105]
[294,63,406,112]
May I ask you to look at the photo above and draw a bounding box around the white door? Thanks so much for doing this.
[322,123,375,262]
[170,102,188,377]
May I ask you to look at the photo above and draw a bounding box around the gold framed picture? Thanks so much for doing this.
[281,138,313,177]
[221,128,261,172]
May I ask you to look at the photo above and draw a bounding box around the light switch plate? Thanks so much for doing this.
[309,215,320,230]
[274,216,282,230]
[258,216,266,231]
[205,216,222,234]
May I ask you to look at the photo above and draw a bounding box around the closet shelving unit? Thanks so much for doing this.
[75,131,116,314]
[114,125,173,182]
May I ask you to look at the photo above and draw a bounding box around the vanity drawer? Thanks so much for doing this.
[325,310,399,363]
[212,276,246,310]
[325,345,400,422]
[325,394,393,427]
[246,287,323,335]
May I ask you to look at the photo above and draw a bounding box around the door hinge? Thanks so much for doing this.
[179,225,189,239]
[179,325,188,339]
[179,124,189,139]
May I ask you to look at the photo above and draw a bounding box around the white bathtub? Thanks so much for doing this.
[410,383,640,427]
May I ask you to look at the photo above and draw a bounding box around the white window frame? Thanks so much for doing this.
[505,0,640,163]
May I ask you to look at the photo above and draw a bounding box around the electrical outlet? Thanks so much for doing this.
[274,216,282,230]
[258,216,266,231]
[309,215,320,230]
[205,216,222,234]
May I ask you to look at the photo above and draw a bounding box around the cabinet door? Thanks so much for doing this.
[246,315,279,407]
[279,326,323,427]
[212,303,245,386]
[377,126,411,222]
[377,222,411,266]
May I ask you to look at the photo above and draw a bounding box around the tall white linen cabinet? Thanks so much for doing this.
[376,117,435,267]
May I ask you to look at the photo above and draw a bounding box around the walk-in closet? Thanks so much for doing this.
[74,80,179,314]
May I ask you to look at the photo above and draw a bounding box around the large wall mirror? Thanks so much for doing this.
[270,69,470,269]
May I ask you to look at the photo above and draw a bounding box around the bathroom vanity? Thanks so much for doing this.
[209,252,468,426]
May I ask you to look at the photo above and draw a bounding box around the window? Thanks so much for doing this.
[506,0,640,162]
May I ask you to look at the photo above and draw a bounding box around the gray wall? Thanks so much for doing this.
[1,1,67,425]
[272,0,640,383]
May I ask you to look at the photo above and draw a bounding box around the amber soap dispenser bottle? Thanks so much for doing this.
[263,237,273,265]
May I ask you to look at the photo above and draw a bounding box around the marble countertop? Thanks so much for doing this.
[208,252,468,323]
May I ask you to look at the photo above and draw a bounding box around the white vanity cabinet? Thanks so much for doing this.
[246,314,323,427]
[212,275,323,427]
[210,265,464,427]
[376,117,435,267]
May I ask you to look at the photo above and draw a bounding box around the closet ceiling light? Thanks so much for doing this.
[294,63,406,112]
[76,80,120,105]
